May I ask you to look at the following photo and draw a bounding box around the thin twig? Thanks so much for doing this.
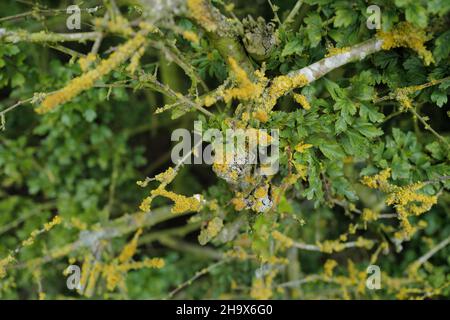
[413,235,450,269]
[283,0,303,26]
[165,259,230,299]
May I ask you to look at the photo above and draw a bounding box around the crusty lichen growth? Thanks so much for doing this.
[78,53,97,72]
[323,259,338,278]
[126,46,146,74]
[377,22,434,66]
[293,93,311,110]
[250,271,276,300]
[118,229,143,263]
[35,21,159,114]
[138,167,202,214]
[361,169,438,237]
[36,32,148,113]
[76,229,164,296]
[198,217,224,245]
[265,73,309,111]
[0,215,62,279]
[294,142,313,153]
[182,30,200,44]
[272,230,294,248]
[151,189,202,214]
[325,46,351,57]
[223,57,265,102]
[0,255,15,279]
[186,0,217,32]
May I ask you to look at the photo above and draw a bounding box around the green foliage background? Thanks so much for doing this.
[0,0,449,299]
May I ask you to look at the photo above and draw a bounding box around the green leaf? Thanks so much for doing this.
[405,4,428,28]
[426,142,445,160]
[360,104,384,123]
[433,31,450,62]
[281,38,303,57]
[318,139,346,160]
[333,9,355,28]
[391,154,412,180]
[304,13,323,47]
[342,130,368,157]
[11,73,25,87]
[335,116,347,134]
[339,98,357,117]
[324,79,345,100]
[431,90,448,107]
[354,121,383,138]
[83,109,97,122]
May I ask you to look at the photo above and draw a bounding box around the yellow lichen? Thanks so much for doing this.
[186,0,217,32]
[118,258,165,271]
[231,196,247,211]
[261,256,289,265]
[138,22,159,34]
[293,163,308,181]
[272,230,294,248]
[377,22,434,66]
[182,30,200,44]
[151,188,202,214]
[223,57,264,102]
[362,208,379,222]
[254,186,268,198]
[0,255,15,279]
[246,128,272,146]
[206,217,223,237]
[355,236,374,250]
[253,110,269,123]
[293,93,311,110]
[325,46,350,57]
[139,196,152,212]
[266,73,309,111]
[154,167,177,184]
[250,272,276,300]
[84,261,102,297]
[126,45,146,74]
[225,248,250,260]
[294,142,313,153]
[198,217,224,245]
[361,169,438,237]
[107,15,134,36]
[78,236,164,294]
[361,168,391,191]
[78,53,97,72]
[22,230,40,247]
[324,259,338,277]
[203,95,216,107]
[43,215,62,231]
[317,240,346,253]
[118,229,143,263]
[21,215,62,247]
[36,32,148,113]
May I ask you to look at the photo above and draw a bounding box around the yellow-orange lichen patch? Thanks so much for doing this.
[377,22,434,66]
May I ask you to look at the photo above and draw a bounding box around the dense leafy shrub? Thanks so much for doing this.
[0,0,449,299]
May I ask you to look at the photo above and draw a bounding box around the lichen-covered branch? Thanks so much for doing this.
[292,39,382,85]
[13,206,187,269]
[263,38,383,112]
[0,28,101,43]
[185,0,255,76]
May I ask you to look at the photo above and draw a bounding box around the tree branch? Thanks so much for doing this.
[185,0,255,77]
[0,28,101,43]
